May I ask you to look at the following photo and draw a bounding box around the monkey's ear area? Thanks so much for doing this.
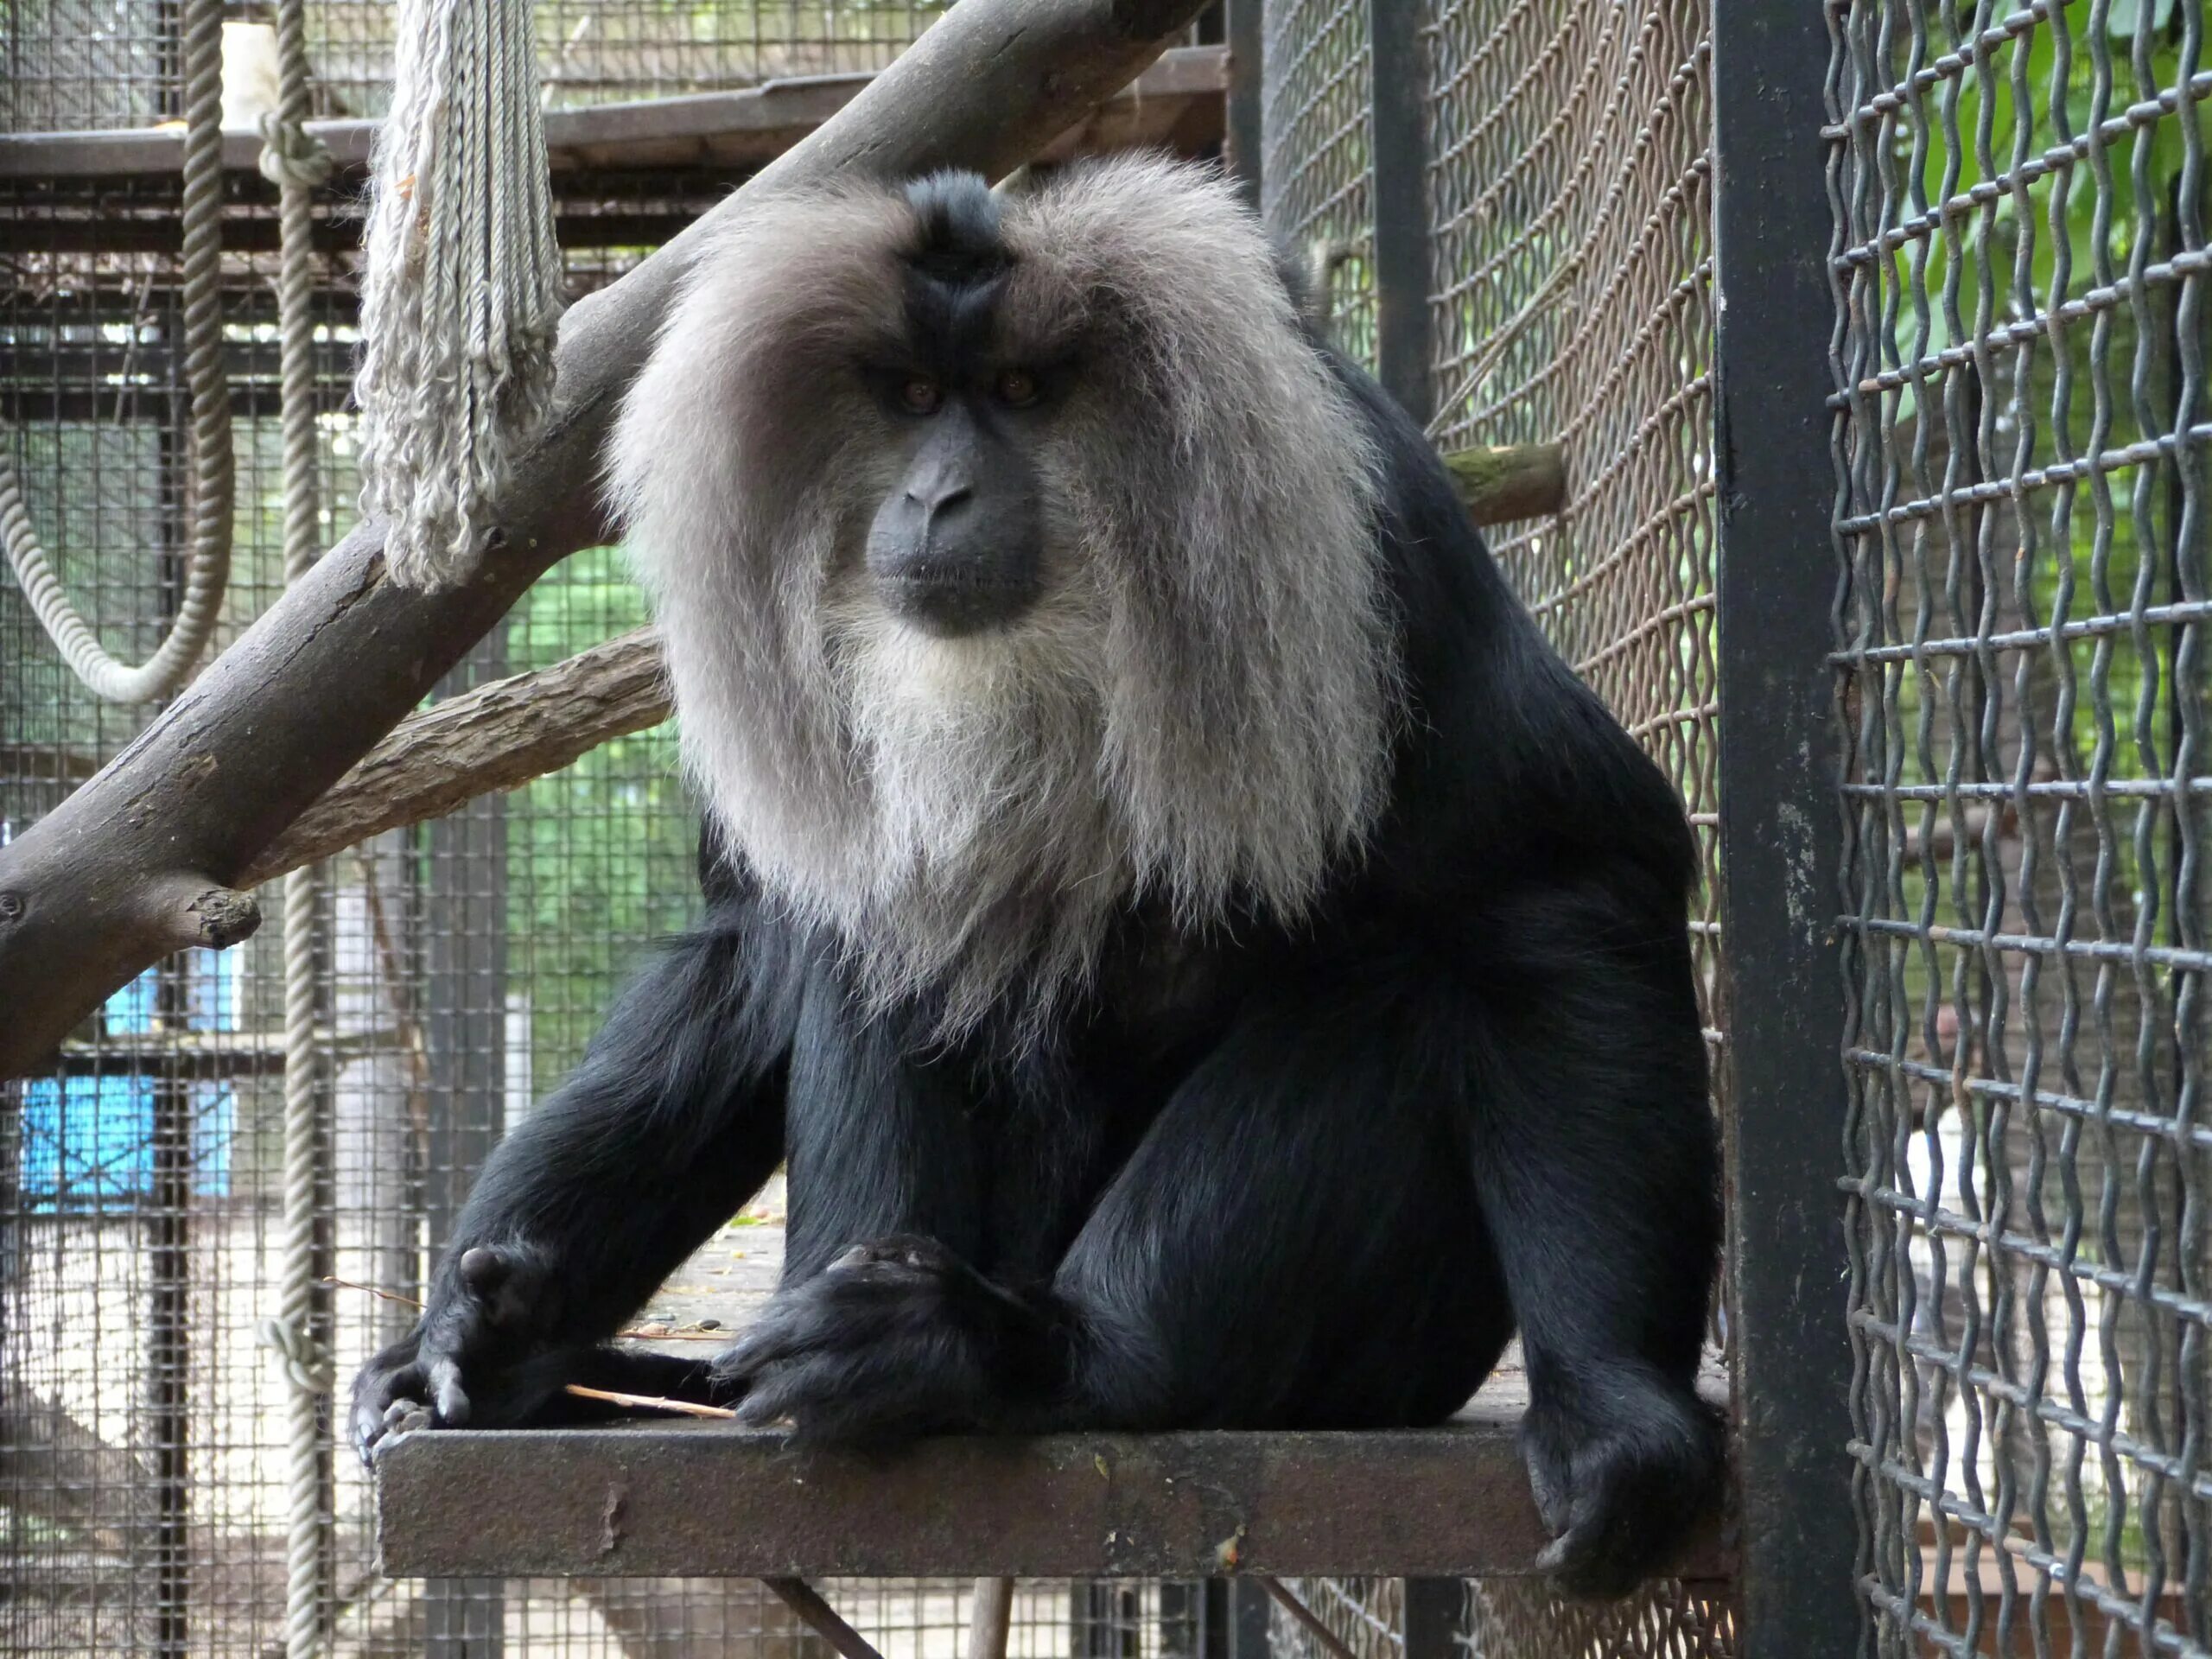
[1269,235,1320,321]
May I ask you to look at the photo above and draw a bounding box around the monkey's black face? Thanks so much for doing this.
[863,371,1048,637]
[861,175,1054,639]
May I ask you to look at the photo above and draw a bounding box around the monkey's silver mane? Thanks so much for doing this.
[607,155,1394,1041]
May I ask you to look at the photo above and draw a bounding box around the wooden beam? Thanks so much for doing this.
[0,47,1225,181]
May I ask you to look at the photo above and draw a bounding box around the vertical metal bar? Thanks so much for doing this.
[1224,0,1263,210]
[1202,1578,1273,1659]
[1366,0,1430,424]
[1158,1580,1199,1659]
[1710,4,1859,1656]
[423,632,510,1659]
[149,982,189,1659]
[1399,1578,1461,1659]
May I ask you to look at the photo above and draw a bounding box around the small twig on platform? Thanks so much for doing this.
[1259,1579,1362,1659]
[563,1384,739,1420]
[764,1578,891,1659]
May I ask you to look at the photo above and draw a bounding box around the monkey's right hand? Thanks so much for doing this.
[349,1241,567,1465]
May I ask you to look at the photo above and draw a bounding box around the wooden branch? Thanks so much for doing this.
[244,626,671,886]
[233,442,1574,886]
[0,46,1227,180]
[0,0,1211,1079]
[1443,442,1567,524]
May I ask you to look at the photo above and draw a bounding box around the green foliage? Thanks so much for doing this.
[504,543,699,1089]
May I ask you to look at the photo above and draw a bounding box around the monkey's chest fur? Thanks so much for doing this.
[778,903,1264,1287]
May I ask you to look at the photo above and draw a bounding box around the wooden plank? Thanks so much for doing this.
[375,1409,1587,1580]
[370,1219,1732,1584]
[0,46,1226,181]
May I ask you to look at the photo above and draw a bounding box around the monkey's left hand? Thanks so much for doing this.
[713,1236,1048,1441]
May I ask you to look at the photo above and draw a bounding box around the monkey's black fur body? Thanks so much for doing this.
[353,171,1724,1599]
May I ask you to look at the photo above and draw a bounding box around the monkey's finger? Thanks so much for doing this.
[426,1356,472,1427]
[1521,1446,1574,1536]
[1532,1494,1642,1601]
[711,1309,836,1381]
[730,1362,825,1429]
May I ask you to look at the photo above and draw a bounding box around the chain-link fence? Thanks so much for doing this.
[1829,0,2209,1651]
[7,0,2208,1654]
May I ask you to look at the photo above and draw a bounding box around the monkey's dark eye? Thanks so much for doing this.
[900,377,943,416]
[995,368,1040,409]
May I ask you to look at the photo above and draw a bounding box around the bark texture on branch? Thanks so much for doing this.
[243,627,670,886]
[1440,443,1567,524]
[0,0,1209,1079]
[233,442,1573,887]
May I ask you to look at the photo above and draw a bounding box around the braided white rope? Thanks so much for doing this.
[258,5,334,1655]
[0,0,235,704]
[353,0,565,591]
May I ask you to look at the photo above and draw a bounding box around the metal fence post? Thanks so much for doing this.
[1224,0,1263,211]
[1710,4,1859,1656]
[1399,1578,1461,1659]
[1366,0,1429,424]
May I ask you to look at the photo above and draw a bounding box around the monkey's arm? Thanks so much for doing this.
[350,910,793,1459]
[1443,871,1726,1599]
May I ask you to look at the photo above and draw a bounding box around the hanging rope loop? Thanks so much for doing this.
[257,112,334,192]
[0,0,235,705]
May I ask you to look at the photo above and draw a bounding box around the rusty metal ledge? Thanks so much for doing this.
[373,1411,1733,1582]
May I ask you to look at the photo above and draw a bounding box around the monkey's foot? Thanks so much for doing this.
[713,1235,1051,1441]
[1519,1364,1726,1600]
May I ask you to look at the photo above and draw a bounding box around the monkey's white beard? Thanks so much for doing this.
[817,595,1129,1043]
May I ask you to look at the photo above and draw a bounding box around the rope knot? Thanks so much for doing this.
[258,115,334,189]
[257,1315,336,1395]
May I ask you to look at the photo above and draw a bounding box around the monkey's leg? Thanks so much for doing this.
[713,970,1514,1440]
[350,916,792,1460]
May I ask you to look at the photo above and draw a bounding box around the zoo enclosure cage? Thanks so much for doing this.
[0,1,2203,1658]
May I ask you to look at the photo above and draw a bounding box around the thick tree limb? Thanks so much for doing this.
[244,627,671,886]
[0,0,1209,1079]
[237,442,1575,888]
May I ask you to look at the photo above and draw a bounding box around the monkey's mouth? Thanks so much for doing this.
[876,570,1041,638]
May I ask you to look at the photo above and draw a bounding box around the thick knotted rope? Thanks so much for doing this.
[353,0,566,591]
[0,0,234,703]
[259,1,334,1654]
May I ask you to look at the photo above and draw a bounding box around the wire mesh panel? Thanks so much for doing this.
[304,0,950,118]
[1829,0,2209,1650]
[1425,0,1722,1087]
[1259,0,1375,365]
[1253,0,1731,1649]
[1429,0,1726,1650]
[1,0,951,129]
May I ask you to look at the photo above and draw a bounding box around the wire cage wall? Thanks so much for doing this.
[3,0,2203,1656]
[2,0,952,130]
[1827,0,2210,1652]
